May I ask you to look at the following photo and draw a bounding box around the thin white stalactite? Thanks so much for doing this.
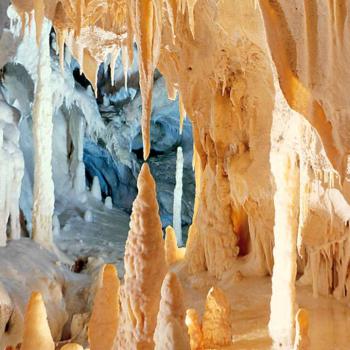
[32,20,55,247]
[173,146,184,246]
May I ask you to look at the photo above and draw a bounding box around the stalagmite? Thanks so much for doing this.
[0,92,24,246]
[173,146,184,246]
[61,344,84,350]
[21,292,55,350]
[91,176,102,201]
[132,0,162,159]
[293,308,310,350]
[69,112,86,195]
[153,272,190,350]
[88,264,120,350]
[32,19,55,247]
[165,226,185,265]
[185,309,204,350]
[104,196,113,209]
[202,286,232,348]
[118,163,167,349]
[269,152,300,348]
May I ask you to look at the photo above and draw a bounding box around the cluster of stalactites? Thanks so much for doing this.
[12,0,197,160]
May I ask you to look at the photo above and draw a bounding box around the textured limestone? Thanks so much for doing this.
[154,272,190,350]
[202,286,232,348]
[118,163,167,349]
[185,309,204,350]
[88,264,120,350]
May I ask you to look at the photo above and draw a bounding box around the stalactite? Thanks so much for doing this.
[132,0,162,159]
[118,163,167,349]
[173,146,184,246]
[202,286,232,348]
[153,272,190,350]
[88,264,120,350]
[186,0,198,38]
[21,292,55,350]
[185,309,204,350]
[110,47,120,86]
[269,152,300,348]
[32,19,55,247]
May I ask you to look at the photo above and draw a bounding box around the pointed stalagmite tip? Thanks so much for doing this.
[21,292,55,350]
[88,263,120,350]
[137,163,155,192]
[202,286,232,348]
[60,344,84,350]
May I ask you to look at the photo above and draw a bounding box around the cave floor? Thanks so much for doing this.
[55,194,130,276]
[40,193,350,349]
[175,264,350,350]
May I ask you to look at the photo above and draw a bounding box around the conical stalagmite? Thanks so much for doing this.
[165,226,185,266]
[118,163,167,349]
[293,308,310,350]
[88,264,120,350]
[154,272,190,350]
[21,292,55,350]
[202,287,232,348]
[185,309,204,350]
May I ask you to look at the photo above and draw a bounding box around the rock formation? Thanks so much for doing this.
[0,91,24,246]
[164,225,184,266]
[1,0,350,349]
[173,146,184,245]
[118,163,167,349]
[61,344,84,350]
[88,264,120,350]
[21,292,55,350]
[31,16,55,248]
[202,287,232,348]
[185,309,204,350]
[293,308,310,350]
[154,272,190,350]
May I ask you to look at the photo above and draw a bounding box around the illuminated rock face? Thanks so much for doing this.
[118,163,167,349]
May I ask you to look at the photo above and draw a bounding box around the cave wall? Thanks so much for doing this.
[157,0,350,298]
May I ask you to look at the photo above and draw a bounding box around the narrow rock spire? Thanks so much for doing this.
[154,272,190,350]
[88,264,120,350]
[118,163,167,349]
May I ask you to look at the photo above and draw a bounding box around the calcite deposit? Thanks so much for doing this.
[0,0,350,349]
